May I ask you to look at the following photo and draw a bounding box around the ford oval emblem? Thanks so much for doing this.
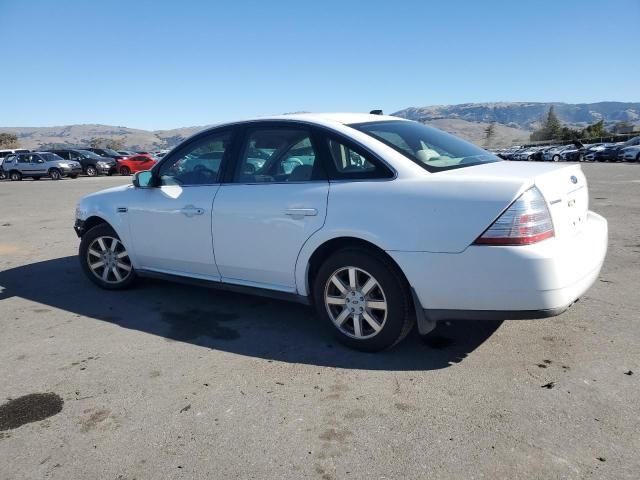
[570,175,578,184]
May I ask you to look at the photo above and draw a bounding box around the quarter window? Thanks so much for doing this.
[158,130,231,186]
[325,137,392,180]
[235,128,319,183]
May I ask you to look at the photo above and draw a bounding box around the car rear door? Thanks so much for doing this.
[127,128,235,279]
[212,124,329,292]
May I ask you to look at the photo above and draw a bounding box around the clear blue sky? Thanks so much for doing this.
[2,0,639,130]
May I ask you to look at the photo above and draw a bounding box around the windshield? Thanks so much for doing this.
[101,148,121,157]
[350,120,500,172]
[41,153,64,162]
[77,149,103,159]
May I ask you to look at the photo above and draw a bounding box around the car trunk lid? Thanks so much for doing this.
[441,161,589,241]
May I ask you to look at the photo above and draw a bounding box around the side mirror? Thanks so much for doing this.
[133,170,154,188]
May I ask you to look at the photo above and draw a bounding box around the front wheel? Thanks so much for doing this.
[79,224,136,290]
[86,165,98,176]
[313,249,414,352]
[49,168,61,180]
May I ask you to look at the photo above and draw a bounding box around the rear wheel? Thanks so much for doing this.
[313,249,414,351]
[49,168,61,180]
[119,166,131,176]
[636,153,640,163]
[9,171,22,181]
[79,224,136,289]
[86,165,98,176]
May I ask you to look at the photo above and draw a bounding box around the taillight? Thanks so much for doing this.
[474,187,554,245]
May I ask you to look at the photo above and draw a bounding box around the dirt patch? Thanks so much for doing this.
[80,409,110,433]
[0,393,63,431]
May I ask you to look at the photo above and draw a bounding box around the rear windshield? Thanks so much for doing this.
[350,120,500,172]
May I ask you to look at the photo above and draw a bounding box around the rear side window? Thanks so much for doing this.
[234,127,321,183]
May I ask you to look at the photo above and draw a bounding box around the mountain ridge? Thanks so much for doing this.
[2,101,638,150]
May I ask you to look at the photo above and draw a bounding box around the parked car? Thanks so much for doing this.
[116,154,157,175]
[84,147,129,161]
[585,144,623,162]
[51,149,117,176]
[118,150,137,156]
[543,145,572,162]
[3,152,82,180]
[620,145,640,162]
[74,113,607,351]
[0,149,30,179]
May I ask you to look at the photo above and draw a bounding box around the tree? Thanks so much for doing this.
[483,122,496,148]
[613,121,632,134]
[0,133,19,149]
[106,137,125,151]
[581,120,609,139]
[530,106,563,141]
[89,137,106,148]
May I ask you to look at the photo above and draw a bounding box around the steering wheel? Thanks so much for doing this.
[193,164,217,178]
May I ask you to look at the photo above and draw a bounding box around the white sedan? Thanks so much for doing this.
[74,113,608,351]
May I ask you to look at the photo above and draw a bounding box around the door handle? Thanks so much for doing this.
[180,205,205,217]
[285,208,318,217]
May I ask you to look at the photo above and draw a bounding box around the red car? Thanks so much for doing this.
[117,154,156,175]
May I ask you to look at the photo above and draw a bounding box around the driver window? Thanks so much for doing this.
[235,127,318,183]
[158,131,231,186]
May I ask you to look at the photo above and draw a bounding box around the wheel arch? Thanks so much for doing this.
[299,235,411,301]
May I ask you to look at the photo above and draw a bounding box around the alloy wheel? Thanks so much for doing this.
[86,236,132,284]
[324,266,387,339]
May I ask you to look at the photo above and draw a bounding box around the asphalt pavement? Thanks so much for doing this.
[0,163,638,479]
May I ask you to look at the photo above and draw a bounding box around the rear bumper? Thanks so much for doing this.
[389,211,608,321]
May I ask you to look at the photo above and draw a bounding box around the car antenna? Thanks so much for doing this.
[369,109,383,115]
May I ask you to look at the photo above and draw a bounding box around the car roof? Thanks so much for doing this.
[217,112,408,128]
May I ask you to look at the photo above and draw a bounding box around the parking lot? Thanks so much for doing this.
[0,163,638,479]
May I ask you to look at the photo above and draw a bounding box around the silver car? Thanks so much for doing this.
[2,152,82,181]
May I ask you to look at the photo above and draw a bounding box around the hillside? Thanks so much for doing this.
[393,101,640,131]
[0,124,206,151]
[2,101,638,150]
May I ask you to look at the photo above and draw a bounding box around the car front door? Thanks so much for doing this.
[212,124,329,292]
[127,129,235,279]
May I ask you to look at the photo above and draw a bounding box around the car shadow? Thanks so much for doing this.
[0,257,503,371]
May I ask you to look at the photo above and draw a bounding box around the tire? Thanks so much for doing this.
[119,166,131,176]
[636,153,640,163]
[578,154,584,162]
[79,224,136,290]
[49,168,61,180]
[86,165,98,177]
[312,248,414,352]
[553,155,560,162]
[9,171,22,181]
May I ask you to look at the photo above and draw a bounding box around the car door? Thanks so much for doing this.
[212,124,329,291]
[127,128,235,279]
